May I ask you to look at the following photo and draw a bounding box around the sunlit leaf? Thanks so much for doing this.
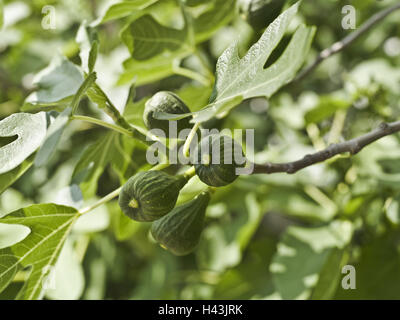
[271,220,353,299]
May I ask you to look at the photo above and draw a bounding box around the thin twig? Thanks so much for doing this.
[295,2,400,82]
[253,121,400,174]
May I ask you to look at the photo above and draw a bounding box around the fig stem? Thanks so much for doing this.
[71,115,134,138]
[183,122,201,158]
[79,186,122,215]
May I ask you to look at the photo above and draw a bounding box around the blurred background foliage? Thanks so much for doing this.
[1,0,400,300]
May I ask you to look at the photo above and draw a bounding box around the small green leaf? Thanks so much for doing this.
[34,108,71,167]
[24,56,84,109]
[0,203,78,300]
[335,231,400,299]
[0,112,47,174]
[0,223,30,249]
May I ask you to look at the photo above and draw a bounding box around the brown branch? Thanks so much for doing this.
[294,2,400,82]
[252,121,400,174]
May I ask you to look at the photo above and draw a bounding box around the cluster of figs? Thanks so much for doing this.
[118,91,246,255]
